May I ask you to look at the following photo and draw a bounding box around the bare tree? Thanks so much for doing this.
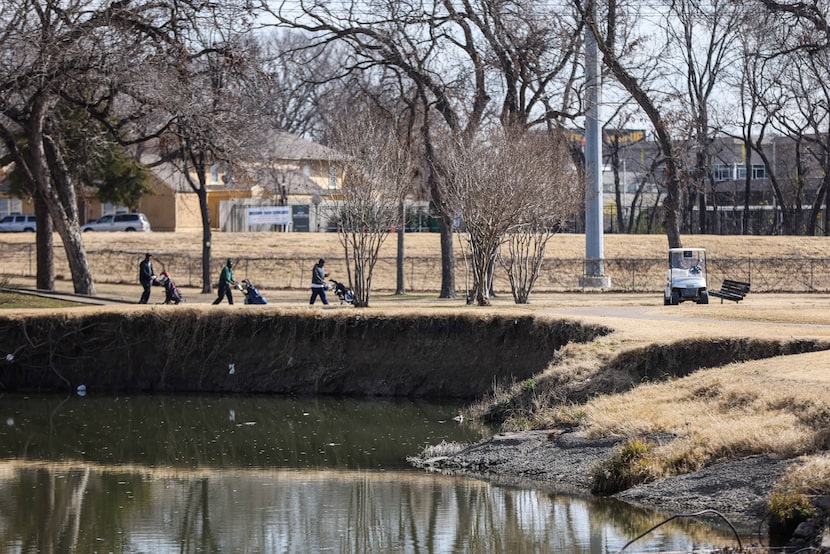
[579,0,684,247]
[327,111,415,307]
[736,5,830,235]
[0,0,261,295]
[0,0,168,295]
[661,0,745,235]
[145,11,263,293]
[443,126,580,306]
[260,0,585,298]
[499,132,582,303]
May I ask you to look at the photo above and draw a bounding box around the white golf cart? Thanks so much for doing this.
[664,247,709,305]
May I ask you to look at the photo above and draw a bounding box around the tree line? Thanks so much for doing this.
[2,1,829,305]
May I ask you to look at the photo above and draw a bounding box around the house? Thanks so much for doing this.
[0,163,34,218]
[78,161,203,232]
[81,131,342,232]
[213,131,343,232]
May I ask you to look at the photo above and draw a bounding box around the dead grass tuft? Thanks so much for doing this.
[591,437,659,494]
[775,455,830,497]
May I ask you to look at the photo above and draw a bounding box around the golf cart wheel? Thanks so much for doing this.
[663,295,671,306]
[670,290,681,305]
[698,291,709,305]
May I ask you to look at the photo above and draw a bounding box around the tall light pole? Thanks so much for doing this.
[580,14,611,289]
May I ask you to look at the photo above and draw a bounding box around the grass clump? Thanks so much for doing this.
[767,490,814,542]
[766,454,830,542]
[406,440,468,467]
[591,437,657,495]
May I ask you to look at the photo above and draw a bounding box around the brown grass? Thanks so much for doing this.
[582,351,830,472]
[5,229,830,259]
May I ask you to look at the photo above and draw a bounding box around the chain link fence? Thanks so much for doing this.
[3,240,829,293]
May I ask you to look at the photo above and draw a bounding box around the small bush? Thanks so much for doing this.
[591,437,656,495]
[768,490,814,544]
[406,440,468,467]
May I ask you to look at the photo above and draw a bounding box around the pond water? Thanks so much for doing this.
[0,395,744,553]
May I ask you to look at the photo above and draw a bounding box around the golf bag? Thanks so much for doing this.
[329,279,355,305]
[240,279,267,304]
[158,271,183,304]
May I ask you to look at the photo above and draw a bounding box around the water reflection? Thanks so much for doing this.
[0,395,482,470]
[0,395,742,553]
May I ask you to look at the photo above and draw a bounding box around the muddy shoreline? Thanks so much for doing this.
[415,428,797,540]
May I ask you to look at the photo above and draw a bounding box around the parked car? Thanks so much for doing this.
[81,213,152,232]
[0,214,37,232]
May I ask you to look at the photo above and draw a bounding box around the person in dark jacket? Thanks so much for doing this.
[213,258,236,305]
[309,258,329,305]
[138,253,156,304]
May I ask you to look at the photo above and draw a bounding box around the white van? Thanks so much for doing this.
[81,213,152,232]
[0,214,37,232]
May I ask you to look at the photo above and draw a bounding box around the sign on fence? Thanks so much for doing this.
[248,206,291,226]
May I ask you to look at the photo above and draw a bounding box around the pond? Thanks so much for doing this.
[0,395,743,553]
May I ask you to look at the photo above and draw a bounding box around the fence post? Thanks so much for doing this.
[811,258,814,291]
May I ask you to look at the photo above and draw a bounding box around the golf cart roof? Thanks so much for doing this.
[668,247,706,253]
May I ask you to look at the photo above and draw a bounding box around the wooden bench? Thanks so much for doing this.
[709,279,751,303]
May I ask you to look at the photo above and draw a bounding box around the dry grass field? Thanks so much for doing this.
[4,229,830,259]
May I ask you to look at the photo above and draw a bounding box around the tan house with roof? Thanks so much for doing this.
[77,131,342,232]
[212,131,342,232]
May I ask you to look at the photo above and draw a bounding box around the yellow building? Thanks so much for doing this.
[1,131,341,232]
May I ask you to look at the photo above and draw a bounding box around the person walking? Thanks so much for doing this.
[138,253,157,304]
[309,258,329,305]
[212,258,237,305]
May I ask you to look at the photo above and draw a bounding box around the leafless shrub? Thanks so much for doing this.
[444,126,581,305]
[326,110,414,307]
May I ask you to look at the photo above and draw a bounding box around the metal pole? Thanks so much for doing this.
[580,14,611,288]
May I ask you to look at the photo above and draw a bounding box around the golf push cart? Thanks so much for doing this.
[664,247,709,305]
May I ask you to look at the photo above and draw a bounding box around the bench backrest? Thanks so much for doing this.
[721,280,750,293]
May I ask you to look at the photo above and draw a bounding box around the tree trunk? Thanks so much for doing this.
[742,138,752,234]
[395,198,405,295]
[33,106,95,295]
[34,193,54,291]
[611,144,625,232]
[438,214,456,298]
[198,188,212,294]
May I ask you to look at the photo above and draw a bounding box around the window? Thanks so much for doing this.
[210,164,219,184]
[734,164,747,180]
[712,164,732,181]
[329,167,337,189]
[0,198,22,217]
[752,164,767,179]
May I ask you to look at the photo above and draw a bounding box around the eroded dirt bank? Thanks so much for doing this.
[0,308,605,396]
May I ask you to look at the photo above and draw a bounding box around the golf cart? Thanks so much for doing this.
[664,248,709,305]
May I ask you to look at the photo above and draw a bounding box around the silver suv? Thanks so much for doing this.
[0,214,37,232]
[81,213,152,232]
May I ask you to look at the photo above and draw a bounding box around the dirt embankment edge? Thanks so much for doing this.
[0,308,606,397]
